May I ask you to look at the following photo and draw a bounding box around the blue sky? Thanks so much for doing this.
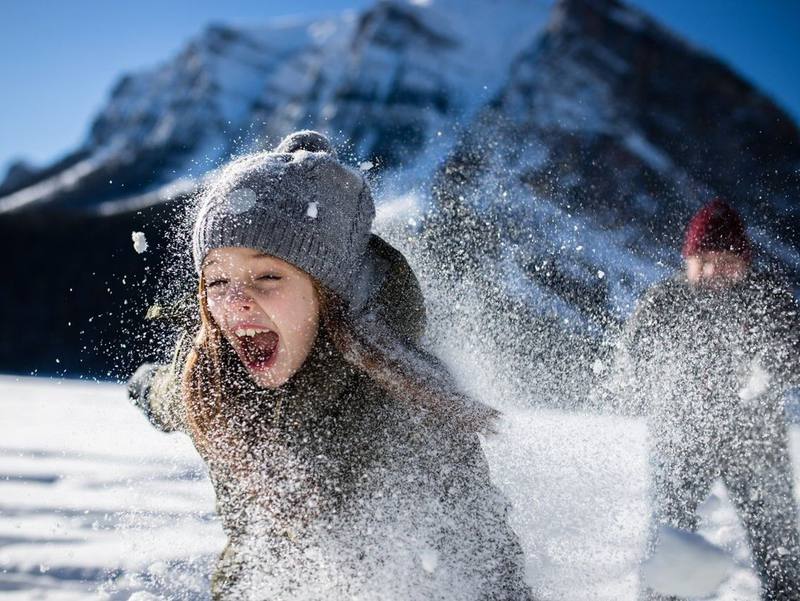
[1,0,798,175]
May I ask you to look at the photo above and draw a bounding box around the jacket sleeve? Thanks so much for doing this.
[761,282,800,391]
[126,333,190,434]
[127,363,186,433]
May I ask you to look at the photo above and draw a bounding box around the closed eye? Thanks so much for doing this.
[206,279,228,288]
[257,274,282,281]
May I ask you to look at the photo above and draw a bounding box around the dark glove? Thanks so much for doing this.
[127,362,159,421]
[127,361,185,433]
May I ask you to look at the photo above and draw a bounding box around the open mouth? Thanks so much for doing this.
[233,328,279,371]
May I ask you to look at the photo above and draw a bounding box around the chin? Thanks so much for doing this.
[250,371,288,389]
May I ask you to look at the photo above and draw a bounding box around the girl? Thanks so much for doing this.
[128,130,533,600]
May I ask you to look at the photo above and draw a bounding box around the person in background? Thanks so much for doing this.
[608,198,800,601]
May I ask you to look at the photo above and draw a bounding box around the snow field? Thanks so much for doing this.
[0,377,223,600]
[1,376,797,599]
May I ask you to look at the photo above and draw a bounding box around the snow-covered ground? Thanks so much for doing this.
[1,376,797,600]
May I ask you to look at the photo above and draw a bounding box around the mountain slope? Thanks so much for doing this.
[0,0,552,216]
[0,0,797,381]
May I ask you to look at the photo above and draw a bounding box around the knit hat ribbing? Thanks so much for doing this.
[192,131,375,304]
[682,198,752,263]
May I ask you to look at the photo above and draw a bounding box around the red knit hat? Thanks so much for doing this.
[682,198,752,262]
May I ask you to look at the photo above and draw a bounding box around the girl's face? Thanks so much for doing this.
[202,247,320,388]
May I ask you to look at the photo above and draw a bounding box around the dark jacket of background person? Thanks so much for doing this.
[608,267,800,601]
[129,239,534,601]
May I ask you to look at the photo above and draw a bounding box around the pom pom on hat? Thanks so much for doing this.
[275,130,337,158]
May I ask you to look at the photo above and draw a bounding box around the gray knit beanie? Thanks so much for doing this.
[192,131,375,305]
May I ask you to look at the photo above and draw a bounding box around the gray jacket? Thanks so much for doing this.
[129,236,533,600]
[605,270,800,451]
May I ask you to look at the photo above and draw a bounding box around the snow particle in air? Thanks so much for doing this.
[738,359,770,401]
[419,548,439,573]
[131,231,148,254]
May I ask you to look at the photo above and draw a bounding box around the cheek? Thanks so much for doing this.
[270,291,319,356]
[205,294,227,324]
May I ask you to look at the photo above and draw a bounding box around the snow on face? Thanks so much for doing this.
[202,247,320,388]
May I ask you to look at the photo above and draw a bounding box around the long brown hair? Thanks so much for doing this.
[181,273,498,464]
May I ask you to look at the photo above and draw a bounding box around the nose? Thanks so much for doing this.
[226,283,254,311]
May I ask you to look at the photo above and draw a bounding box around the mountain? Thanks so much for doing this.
[423,0,800,319]
[0,0,551,215]
[0,0,797,387]
[414,0,800,403]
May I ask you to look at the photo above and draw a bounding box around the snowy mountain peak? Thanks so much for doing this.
[0,0,558,214]
[87,17,320,156]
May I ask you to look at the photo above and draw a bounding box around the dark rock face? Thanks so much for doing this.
[0,150,90,202]
[0,0,797,385]
[323,2,459,167]
[0,160,38,195]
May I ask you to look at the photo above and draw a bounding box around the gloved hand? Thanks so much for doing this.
[127,362,185,433]
[127,362,159,419]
